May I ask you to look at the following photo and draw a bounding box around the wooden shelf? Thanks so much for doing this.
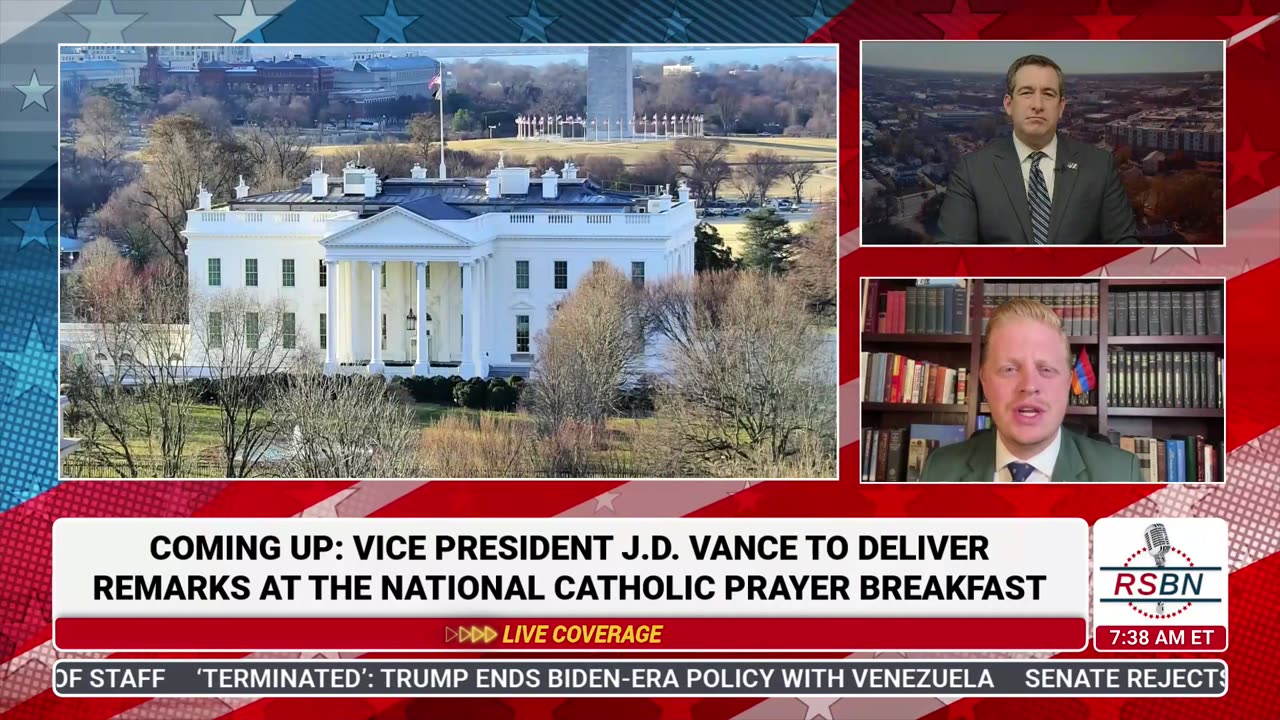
[863,402,967,413]
[862,333,973,344]
[980,403,1097,416]
[1067,336,1098,345]
[1107,335,1224,346]
[1109,407,1224,418]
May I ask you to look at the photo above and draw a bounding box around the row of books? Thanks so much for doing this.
[1118,435,1224,483]
[861,424,966,483]
[1108,289,1223,337]
[861,352,968,405]
[983,282,1098,336]
[1108,349,1222,409]
[864,280,971,335]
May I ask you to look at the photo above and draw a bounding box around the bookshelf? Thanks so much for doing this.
[861,278,1225,482]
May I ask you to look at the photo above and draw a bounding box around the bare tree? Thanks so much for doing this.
[61,241,196,477]
[787,203,837,319]
[407,113,440,164]
[241,121,315,193]
[272,374,423,478]
[75,95,129,170]
[523,265,646,436]
[712,86,742,133]
[98,114,247,268]
[780,161,819,205]
[728,170,754,204]
[335,140,416,178]
[642,271,835,476]
[672,138,732,201]
[741,150,786,204]
[191,290,317,478]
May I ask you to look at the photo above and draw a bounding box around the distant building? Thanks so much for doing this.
[1142,150,1166,175]
[334,56,440,97]
[918,110,996,132]
[662,64,696,76]
[1105,109,1223,158]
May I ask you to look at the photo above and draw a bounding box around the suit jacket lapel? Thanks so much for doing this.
[991,138,1035,244]
[1051,431,1088,482]
[1049,134,1080,244]
[964,431,998,482]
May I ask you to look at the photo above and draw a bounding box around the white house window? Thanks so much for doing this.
[380,263,386,288]
[516,315,530,353]
[207,258,221,286]
[245,312,260,349]
[283,312,296,349]
[554,260,567,290]
[425,263,431,288]
[631,261,645,288]
[319,260,327,287]
[381,313,387,350]
[319,313,327,349]
[245,258,258,287]
[282,259,295,287]
[516,260,530,289]
[208,312,223,346]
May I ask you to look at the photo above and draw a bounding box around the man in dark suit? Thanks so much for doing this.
[920,298,1141,482]
[936,55,1138,244]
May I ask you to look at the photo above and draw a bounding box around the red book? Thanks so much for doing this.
[863,280,879,333]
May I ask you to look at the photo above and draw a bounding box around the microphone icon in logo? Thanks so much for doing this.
[1143,523,1171,614]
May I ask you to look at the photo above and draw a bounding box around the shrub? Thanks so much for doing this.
[454,378,488,409]
[419,414,534,477]
[488,383,518,412]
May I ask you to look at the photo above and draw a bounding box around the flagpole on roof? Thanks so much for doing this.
[437,60,447,179]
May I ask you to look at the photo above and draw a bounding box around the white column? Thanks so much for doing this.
[459,260,475,377]
[368,260,384,374]
[324,260,338,373]
[476,256,488,377]
[413,261,429,376]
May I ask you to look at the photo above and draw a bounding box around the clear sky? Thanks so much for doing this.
[863,41,1222,74]
[252,45,835,68]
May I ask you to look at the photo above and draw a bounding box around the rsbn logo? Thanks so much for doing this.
[1098,523,1224,620]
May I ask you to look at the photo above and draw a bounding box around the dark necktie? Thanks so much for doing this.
[1007,461,1036,483]
[1027,150,1051,245]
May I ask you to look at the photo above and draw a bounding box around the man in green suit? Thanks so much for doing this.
[920,297,1141,483]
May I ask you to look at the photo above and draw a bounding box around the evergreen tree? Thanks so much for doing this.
[739,208,793,273]
[694,222,737,272]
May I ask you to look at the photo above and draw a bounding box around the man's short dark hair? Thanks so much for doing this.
[1005,55,1065,97]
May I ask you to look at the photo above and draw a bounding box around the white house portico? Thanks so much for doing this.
[182,159,697,379]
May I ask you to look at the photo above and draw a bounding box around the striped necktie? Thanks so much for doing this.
[1027,150,1051,245]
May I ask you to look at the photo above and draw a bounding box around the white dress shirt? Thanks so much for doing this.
[993,428,1061,483]
[1012,133,1058,201]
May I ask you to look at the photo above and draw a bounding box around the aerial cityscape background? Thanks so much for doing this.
[860,41,1224,245]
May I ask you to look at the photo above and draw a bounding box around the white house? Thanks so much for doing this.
[182,159,698,379]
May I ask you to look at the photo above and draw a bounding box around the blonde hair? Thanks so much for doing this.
[982,297,1070,367]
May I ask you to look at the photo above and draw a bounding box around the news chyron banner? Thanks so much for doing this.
[1094,518,1229,652]
[53,518,1088,653]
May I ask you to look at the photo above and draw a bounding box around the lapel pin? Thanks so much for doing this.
[1067,162,1078,170]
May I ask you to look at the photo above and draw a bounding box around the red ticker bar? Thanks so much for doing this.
[56,617,1086,652]
[1095,625,1227,651]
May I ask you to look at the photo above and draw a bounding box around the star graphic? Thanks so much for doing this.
[1228,132,1273,188]
[218,0,278,43]
[1150,245,1200,263]
[1073,0,1136,40]
[509,0,559,43]
[1219,0,1276,52]
[1095,264,1110,277]
[66,0,143,43]
[593,490,621,513]
[922,0,1000,40]
[0,320,57,404]
[661,3,693,42]
[363,0,420,43]
[11,207,55,249]
[801,696,840,720]
[294,487,359,518]
[13,70,53,111]
[793,0,833,38]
